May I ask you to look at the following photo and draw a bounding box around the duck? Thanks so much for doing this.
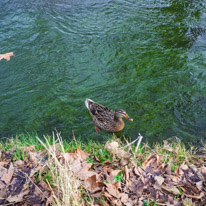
[85,98,133,133]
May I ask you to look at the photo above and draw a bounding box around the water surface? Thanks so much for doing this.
[0,0,206,143]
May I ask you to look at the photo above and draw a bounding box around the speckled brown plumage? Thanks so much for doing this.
[85,98,133,133]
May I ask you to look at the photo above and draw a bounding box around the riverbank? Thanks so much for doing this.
[0,133,205,206]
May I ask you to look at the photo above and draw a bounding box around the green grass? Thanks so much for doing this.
[114,172,124,182]
[0,133,204,206]
[0,134,203,167]
[0,133,45,152]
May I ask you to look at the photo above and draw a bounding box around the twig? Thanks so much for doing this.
[72,130,77,146]
[123,136,138,164]
[22,171,48,199]
[135,133,143,153]
[123,137,139,149]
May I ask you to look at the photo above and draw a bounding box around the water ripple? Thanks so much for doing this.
[0,0,206,143]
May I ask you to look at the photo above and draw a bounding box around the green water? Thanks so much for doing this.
[0,0,206,144]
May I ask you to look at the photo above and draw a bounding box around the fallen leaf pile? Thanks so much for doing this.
[0,140,206,205]
[0,146,51,205]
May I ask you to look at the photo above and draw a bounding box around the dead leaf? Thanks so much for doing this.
[6,190,29,203]
[113,181,121,190]
[163,140,174,152]
[99,200,110,206]
[76,146,89,160]
[124,165,129,183]
[0,166,7,177]
[0,180,6,189]
[0,52,14,61]
[191,157,204,166]
[104,183,120,199]
[154,175,164,190]
[48,143,61,155]
[1,162,14,185]
[120,153,131,166]
[84,175,104,193]
[29,152,39,165]
[162,185,181,195]
[0,161,9,167]
[20,145,36,153]
[103,159,111,164]
[142,154,155,168]
[63,152,77,164]
[180,164,189,170]
[76,162,95,180]
[105,141,119,151]
[184,192,205,199]
[196,181,203,191]
[14,160,24,167]
[120,193,128,203]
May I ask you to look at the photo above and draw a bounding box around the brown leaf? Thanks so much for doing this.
[110,169,121,177]
[76,146,89,160]
[105,141,119,152]
[1,162,14,185]
[105,173,116,184]
[69,158,83,173]
[99,200,110,206]
[14,160,24,167]
[164,174,179,185]
[154,175,164,190]
[39,180,51,192]
[164,164,172,175]
[84,175,104,193]
[162,185,181,195]
[124,165,129,184]
[104,183,120,198]
[0,52,14,61]
[120,153,131,166]
[103,166,120,177]
[105,141,126,156]
[163,140,173,152]
[0,165,7,177]
[103,159,111,164]
[110,199,120,206]
[63,152,77,164]
[6,190,29,203]
[47,143,61,155]
[196,181,203,191]
[76,162,95,180]
[142,154,155,168]
[120,193,128,203]
[0,180,6,189]
[180,164,189,170]
[191,157,204,166]
[184,192,205,199]
[20,145,36,153]
[0,161,9,167]
[113,181,121,190]
[45,195,54,206]
[29,152,39,165]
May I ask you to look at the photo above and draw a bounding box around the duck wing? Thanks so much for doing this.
[85,99,114,124]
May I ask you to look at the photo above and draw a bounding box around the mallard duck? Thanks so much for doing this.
[85,98,133,133]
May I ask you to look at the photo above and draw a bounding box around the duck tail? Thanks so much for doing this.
[85,98,94,109]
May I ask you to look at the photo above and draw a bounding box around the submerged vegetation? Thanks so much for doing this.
[0,132,205,205]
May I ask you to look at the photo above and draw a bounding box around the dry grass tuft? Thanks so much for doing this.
[37,133,94,206]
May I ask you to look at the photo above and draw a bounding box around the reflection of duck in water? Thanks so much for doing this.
[85,98,133,133]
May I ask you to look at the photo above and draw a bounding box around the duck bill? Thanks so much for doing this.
[125,114,133,121]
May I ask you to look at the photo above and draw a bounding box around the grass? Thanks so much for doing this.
[0,133,205,206]
[0,133,203,170]
[37,134,94,206]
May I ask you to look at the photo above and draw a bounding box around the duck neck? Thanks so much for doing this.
[114,115,125,131]
[114,114,122,122]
